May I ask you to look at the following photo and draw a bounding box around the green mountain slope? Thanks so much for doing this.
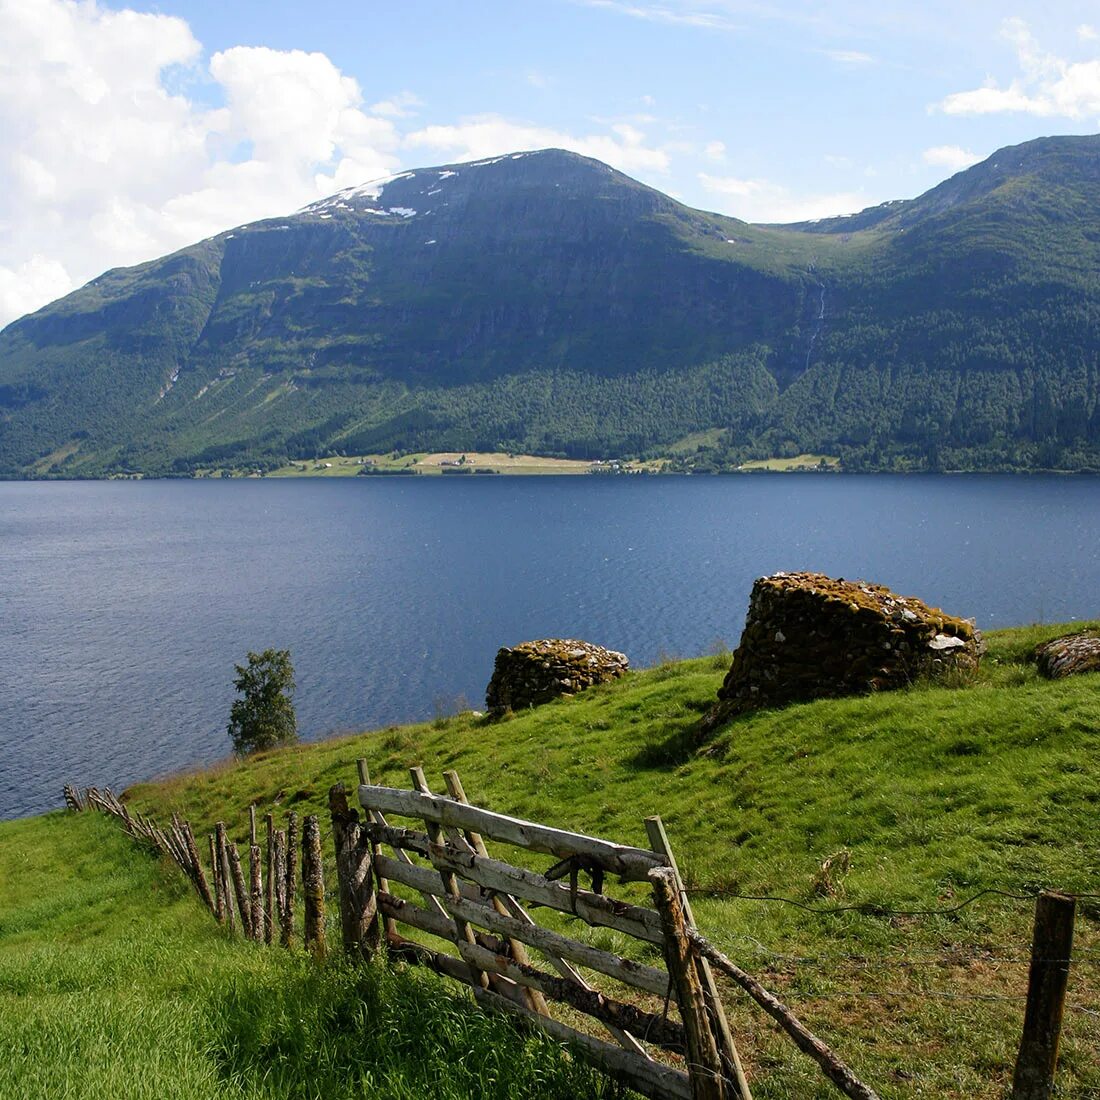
[2,137,1099,476]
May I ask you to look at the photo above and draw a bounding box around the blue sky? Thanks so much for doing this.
[2,0,1099,325]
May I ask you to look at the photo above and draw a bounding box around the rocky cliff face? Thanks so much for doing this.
[702,572,982,732]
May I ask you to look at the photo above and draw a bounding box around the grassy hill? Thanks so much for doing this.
[0,812,617,1099]
[4,622,1098,1097]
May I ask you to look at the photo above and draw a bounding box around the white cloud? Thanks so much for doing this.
[0,256,73,331]
[576,0,740,33]
[1079,24,1100,42]
[703,140,726,161]
[0,0,404,328]
[939,17,1100,118]
[369,91,422,117]
[405,114,671,176]
[824,49,875,65]
[922,144,982,171]
[698,172,867,223]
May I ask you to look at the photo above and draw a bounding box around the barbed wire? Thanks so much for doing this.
[715,887,1100,918]
[788,988,1028,1004]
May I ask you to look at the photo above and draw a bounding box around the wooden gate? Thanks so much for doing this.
[331,762,751,1100]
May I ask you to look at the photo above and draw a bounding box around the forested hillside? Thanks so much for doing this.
[1,137,1098,476]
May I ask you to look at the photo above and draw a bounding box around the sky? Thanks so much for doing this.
[2,0,1100,327]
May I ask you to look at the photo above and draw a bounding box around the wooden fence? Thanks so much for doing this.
[339,763,880,1100]
[65,775,1086,1100]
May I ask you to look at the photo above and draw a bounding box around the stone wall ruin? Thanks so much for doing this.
[486,639,629,716]
[701,571,983,732]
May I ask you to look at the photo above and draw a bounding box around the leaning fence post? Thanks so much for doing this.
[227,838,251,935]
[651,867,729,1100]
[209,833,226,925]
[215,822,237,933]
[357,760,397,942]
[647,815,751,1100]
[1012,891,1076,1100]
[302,814,327,959]
[329,782,380,960]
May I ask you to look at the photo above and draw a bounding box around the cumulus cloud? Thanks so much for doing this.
[404,115,671,175]
[922,144,982,171]
[0,0,414,327]
[939,17,1100,118]
[698,172,867,223]
[0,0,692,328]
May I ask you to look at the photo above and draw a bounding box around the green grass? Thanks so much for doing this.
[0,812,622,1100]
[124,622,1100,1098]
[9,622,1100,1098]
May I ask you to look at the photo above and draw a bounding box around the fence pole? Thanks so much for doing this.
[209,833,225,925]
[357,760,398,941]
[302,814,327,959]
[264,813,275,945]
[1012,891,1076,1100]
[651,867,728,1100]
[282,812,299,949]
[647,816,751,1100]
[227,838,251,935]
[329,782,380,959]
[215,822,237,933]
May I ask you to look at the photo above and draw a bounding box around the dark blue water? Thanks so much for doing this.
[3,474,1099,819]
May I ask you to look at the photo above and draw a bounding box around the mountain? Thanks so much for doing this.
[2,137,1099,477]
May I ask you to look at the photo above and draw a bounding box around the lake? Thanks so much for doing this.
[3,473,1099,819]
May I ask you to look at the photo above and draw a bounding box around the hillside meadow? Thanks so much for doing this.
[3,621,1098,1097]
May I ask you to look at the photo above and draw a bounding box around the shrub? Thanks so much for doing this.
[227,649,298,755]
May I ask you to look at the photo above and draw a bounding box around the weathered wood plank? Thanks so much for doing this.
[473,986,693,1100]
[443,893,670,996]
[369,826,663,942]
[647,816,751,1100]
[430,843,664,944]
[358,783,662,881]
[409,768,488,990]
[651,868,728,1100]
[452,939,687,1055]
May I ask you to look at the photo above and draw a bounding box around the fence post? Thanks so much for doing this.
[215,822,237,933]
[329,782,381,960]
[357,760,398,942]
[248,806,263,941]
[1012,891,1076,1100]
[264,813,275,945]
[227,838,251,935]
[282,812,299,948]
[647,816,751,1100]
[651,867,729,1100]
[302,814,327,959]
[209,833,225,925]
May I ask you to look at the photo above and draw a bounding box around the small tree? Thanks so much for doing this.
[228,649,298,755]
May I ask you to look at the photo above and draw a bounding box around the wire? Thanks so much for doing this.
[716,887,1039,917]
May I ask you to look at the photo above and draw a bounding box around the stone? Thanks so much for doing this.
[1033,631,1100,679]
[486,638,629,715]
[700,571,983,734]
